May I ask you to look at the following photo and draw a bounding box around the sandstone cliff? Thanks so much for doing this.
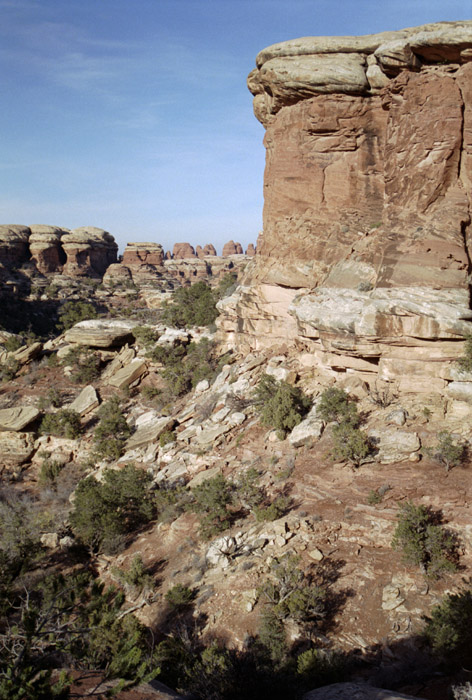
[221,21,472,396]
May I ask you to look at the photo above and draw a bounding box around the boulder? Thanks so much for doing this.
[122,242,164,267]
[68,385,100,416]
[64,320,137,348]
[0,431,36,467]
[288,405,324,448]
[106,358,147,390]
[61,227,117,277]
[304,682,420,700]
[0,406,40,431]
[368,428,420,464]
[125,415,174,451]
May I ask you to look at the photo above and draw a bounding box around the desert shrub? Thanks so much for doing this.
[216,271,238,299]
[159,430,176,447]
[154,483,189,523]
[456,334,472,373]
[255,374,311,439]
[61,346,101,384]
[258,555,326,625]
[113,554,154,595]
[148,338,225,400]
[423,589,472,667]
[0,357,20,382]
[368,381,397,408]
[93,397,131,461]
[40,409,82,440]
[38,458,65,488]
[56,300,99,331]
[189,473,234,540]
[160,281,218,328]
[316,387,359,425]
[2,335,23,353]
[165,584,195,610]
[132,325,160,348]
[37,387,62,410]
[425,431,466,473]
[296,648,347,687]
[254,495,291,522]
[69,464,154,553]
[331,421,373,468]
[0,569,156,700]
[0,495,42,579]
[391,501,459,579]
[258,607,288,663]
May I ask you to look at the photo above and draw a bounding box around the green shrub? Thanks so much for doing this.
[93,397,131,461]
[216,271,238,299]
[61,346,101,384]
[148,338,224,400]
[423,589,472,667]
[255,374,312,439]
[165,583,195,610]
[425,431,466,473]
[456,334,472,373]
[316,387,359,425]
[132,325,160,348]
[392,501,459,579]
[2,335,23,353]
[69,464,154,553]
[160,281,218,328]
[113,554,154,594]
[254,495,291,522]
[37,388,62,410]
[331,421,373,468]
[159,430,176,447]
[258,606,287,663]
[57,300,99,331]
[258,554,326,625]
[40,409,82,440]
[189,473,234,540]
[38,458,65,488]
[0,357,20,382]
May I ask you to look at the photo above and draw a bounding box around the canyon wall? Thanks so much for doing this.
[220,21,472,394]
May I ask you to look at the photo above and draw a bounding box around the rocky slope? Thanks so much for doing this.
[221,21,472,399]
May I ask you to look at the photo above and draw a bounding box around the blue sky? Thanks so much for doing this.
[1,0,471,254]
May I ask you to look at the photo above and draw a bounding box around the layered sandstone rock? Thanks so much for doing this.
[61,227,117,277]
[172,242,196,259]
[122,242,164,267]
[0,224,118,278]
[220,21,472,395]
[222,240,243,255]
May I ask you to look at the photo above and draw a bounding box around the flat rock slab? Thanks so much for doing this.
[68,385,99,416]
[125,416,174,451]
[304,682,420,700]
[0,406,40,431]
[106,359,147,389]
[368,428,420,464]
[64,320,137,348]
[289,404,324,448]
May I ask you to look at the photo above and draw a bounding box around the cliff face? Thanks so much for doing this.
[221,21,472,394]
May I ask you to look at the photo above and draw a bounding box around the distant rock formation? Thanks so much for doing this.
[122,242,164,267]
[0,225,117,278]
[172,242,196,259]
[222,240,243,256]
[219,21,472,395]
[246,243,256,256]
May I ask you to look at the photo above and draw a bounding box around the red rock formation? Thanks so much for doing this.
[29,225,68,274]
[246,244,256,256]
[172,242,196,259]
[203,244,217,256]
[61,227,118,277]
[122,242,164,267]
[196,245,205,259]
[219,21,472,395]
[222,240,243,255]
[0,226,30,269]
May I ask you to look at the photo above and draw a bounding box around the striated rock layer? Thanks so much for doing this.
[0,225,117,278]
[220,21,472,394]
